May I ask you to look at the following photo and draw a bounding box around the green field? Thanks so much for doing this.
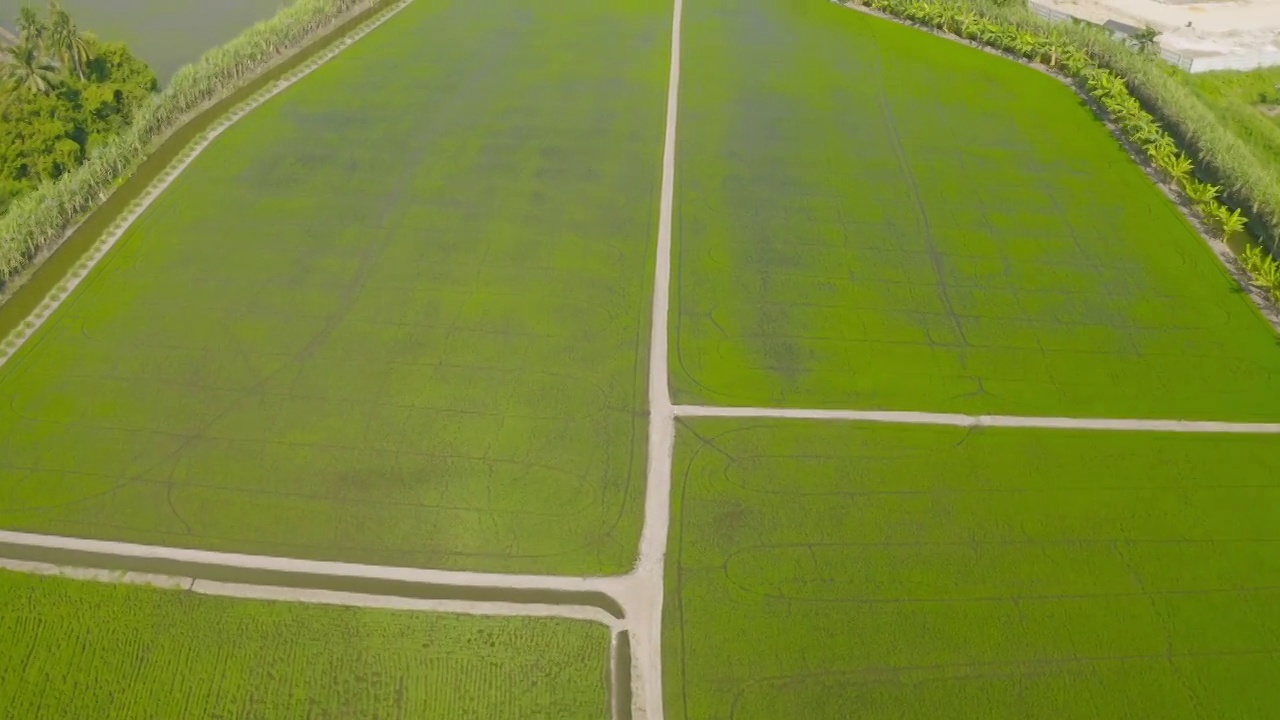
[671,0,1280,420]
[664,419,1280,719]
[0,570,610,719]
[0,0,671,574]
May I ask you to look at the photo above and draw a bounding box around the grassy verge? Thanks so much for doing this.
[0,0,377,287]
[0,0,669,576]
[664,418,1280,719]
[1,569,611,719]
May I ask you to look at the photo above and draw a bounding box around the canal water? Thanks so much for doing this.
[0,0,286,81]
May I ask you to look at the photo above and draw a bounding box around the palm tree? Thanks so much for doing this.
[0,37,60,95]
[16,5,43,43]
[45,2,89,80]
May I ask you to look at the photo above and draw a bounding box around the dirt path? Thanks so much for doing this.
[0,557,621,628]
[0,0,417,374]
[628,0,687,716]
[675,404,1280,433]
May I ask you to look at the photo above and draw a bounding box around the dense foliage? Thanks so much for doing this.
[848,0,1280,306]
[0,2,156,215]
[0,0,373,286]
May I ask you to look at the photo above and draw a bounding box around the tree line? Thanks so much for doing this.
[1,1,157,214]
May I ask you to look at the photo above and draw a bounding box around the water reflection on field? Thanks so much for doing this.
[0,0,285,81]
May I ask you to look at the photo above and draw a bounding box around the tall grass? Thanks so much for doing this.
[0,0,372,286]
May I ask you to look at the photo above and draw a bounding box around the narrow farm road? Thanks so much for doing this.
[0,557,622,627]
[674,404,1280,433]
[628,0,687,715]
[0,529,626,594]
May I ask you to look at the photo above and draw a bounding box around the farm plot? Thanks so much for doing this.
[0,569,611,719]
[664,419,1280,720]
[0,0,672,574]
[672,0,1280,421]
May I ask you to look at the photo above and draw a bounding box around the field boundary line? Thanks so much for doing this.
[0,0,417,373]
[0,529,630,593]
[675,404,1280,433]
[0,556,622,627]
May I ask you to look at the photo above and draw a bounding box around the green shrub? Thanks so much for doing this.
[849,0,1280,303]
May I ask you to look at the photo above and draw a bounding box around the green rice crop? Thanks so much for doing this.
[0,0,671,574]
[0,570,610,719]
[664,418,1280,720]
[671,0,1280,420]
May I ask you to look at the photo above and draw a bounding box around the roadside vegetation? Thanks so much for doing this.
[0,0,374,288]
[0,2,156,216]
[1185,67,1280,195]
[846,0,1280,306]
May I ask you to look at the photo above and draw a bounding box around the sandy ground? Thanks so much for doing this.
[1038,0,1280,61]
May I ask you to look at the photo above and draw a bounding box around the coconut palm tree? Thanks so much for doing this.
[0,35,60,95]
[16,5,43,43]
[45,1,90,80]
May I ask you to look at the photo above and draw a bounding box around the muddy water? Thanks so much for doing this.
[0,0,284,81]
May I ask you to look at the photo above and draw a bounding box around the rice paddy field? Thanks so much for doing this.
[0,0,672,575]
[3,0,1280,715]
[0,570,611,719]
[671,0,1280,420]
[663,418,1280,719]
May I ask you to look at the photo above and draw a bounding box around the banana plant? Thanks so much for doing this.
[1013,31,1039,58]
[1147,142,1175,171]
[1162,152,1194,183]
[1242,245,1280,297]
[1061,48,1091,76]
[1183,179,1220,206]
[936,5,961,34]
[1039,32,1066,67]
[1208,204,1247,243]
